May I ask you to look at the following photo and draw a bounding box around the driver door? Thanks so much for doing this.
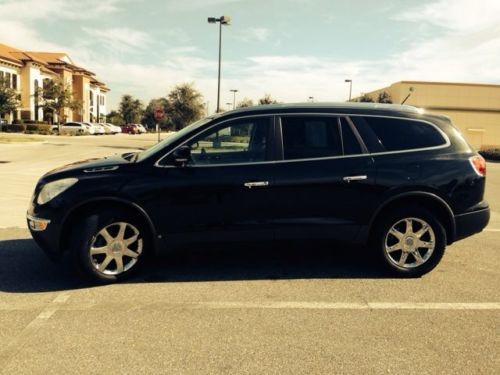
[150,116,276,246]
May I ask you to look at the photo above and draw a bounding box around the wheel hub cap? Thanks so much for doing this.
[89,222,143,276]
[384,217,436,269]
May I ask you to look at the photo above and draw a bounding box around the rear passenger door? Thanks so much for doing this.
[272,115,377,242]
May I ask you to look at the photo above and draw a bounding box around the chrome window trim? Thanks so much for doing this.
[154,112,451,168]
[346,114,451,156]
[154,114,275,168]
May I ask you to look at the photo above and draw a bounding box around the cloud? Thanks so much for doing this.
[81,27,151,53]
[0,0,120,21]
[239,27,270,42]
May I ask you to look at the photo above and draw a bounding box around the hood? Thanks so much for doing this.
[42,153,136,179]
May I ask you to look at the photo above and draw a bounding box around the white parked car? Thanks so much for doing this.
[52,122,94,135]
[136,124,147,133]
[86,123,105,135]
[102,123,122,134]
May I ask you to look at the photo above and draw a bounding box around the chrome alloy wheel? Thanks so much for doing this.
[384,217,435,269]
[89,222,143,275]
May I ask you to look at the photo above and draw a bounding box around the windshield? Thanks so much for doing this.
[135,117,214,162]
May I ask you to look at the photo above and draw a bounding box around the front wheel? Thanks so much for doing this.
[70,211,148,283]
[374,207,446,277]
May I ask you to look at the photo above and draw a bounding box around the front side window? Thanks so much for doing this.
[281,116,343,160]
[179,117,271,166]
[351,116,447,152]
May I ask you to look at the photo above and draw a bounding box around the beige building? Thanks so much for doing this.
[362,81,500,149]
[0,43,109,124]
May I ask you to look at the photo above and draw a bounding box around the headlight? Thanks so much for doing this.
[37,178,78,205]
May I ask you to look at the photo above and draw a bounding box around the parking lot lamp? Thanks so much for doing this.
[230,89,238,109]
[345,79,352,101]
[208,16,231,113]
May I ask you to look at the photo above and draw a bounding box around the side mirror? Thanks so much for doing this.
[172,145,191,166]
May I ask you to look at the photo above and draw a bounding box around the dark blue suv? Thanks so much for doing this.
[27,103,490,283]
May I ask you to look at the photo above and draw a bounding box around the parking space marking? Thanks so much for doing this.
[484,228,500,232]
[0,292,70,369]
[191,301,500,310]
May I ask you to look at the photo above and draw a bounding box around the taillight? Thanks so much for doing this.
[469,155,486,177]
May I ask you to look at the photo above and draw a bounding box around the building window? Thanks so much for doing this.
[12,74,17,90]
[34,79,39,121]
[89,91,94,106]
[5,73,11,88]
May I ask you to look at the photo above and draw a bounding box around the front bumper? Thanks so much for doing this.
[27,213,63,261]
[454,207,490,242]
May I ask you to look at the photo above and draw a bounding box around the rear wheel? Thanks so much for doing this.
[70,210,149,283]
[374,207,446,277]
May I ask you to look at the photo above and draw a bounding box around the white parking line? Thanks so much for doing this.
[484,228,500,232]
[192,301,500,310]
[0,292,70,367]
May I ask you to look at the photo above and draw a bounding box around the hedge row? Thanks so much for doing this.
[1,123,53,135]
[479,148,500,161]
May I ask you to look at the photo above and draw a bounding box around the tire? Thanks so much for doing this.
[70,210,149,283]
[373,207,446,277]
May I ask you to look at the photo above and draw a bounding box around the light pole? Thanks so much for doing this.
[226,102,232,111]
[208,15,231,113]
[308,96,314,103]
[345,79,352,101]
[230,89,238,109]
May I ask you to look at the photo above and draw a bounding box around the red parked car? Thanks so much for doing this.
[121,124,139,134]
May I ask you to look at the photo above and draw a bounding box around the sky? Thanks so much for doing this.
[2,0,500,112]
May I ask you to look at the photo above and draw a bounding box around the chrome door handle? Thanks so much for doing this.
[244,181,269,189]
[343,175,367,182]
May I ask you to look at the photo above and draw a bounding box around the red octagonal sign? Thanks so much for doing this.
[154,108,165,121]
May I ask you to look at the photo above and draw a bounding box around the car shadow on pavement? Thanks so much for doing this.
[0,238,392,293]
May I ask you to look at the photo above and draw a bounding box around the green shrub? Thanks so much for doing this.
[25,124,52,135]
[2,124,26,133]
[479,148,500,161]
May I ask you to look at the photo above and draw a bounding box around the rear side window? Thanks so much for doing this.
[281,116,342,160]
[351,116,446,152]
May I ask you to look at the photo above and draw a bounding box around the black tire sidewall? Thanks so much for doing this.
[375,207,446,277]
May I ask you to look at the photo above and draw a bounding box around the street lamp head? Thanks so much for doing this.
[220,15,231,25]
[208,17,217,23]
[230,89,238,93]
[345,79,352,83]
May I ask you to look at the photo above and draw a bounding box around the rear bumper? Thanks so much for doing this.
[454,207,490,242]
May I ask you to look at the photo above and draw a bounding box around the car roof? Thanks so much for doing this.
[211,102,424,120]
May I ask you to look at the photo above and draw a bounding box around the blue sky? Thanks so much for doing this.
[2,0,500,112]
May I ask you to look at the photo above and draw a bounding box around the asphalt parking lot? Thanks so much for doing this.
[0,134,499,374]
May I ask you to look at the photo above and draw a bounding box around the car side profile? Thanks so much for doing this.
[27,103,490,283]
[52,122,94,135]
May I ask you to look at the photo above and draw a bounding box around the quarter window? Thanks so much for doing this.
[351,116,446,152]
[180,117,271,166]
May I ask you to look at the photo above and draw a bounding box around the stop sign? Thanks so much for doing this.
[154,108,164,121]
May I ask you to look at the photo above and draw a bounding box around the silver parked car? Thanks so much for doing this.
[52,122,94,135]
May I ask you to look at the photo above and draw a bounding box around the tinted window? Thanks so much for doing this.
[281,116,342,160]
[339,118,363,155]
[351,116,446,152]
[181,117,270,165]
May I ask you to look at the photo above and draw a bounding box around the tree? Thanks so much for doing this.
[377,91,393,104]
[236,97,254,108]
[119,94,144,124]
[0,77,19,120]
[106,110,123,126]
[142,98,170,129]
[38,78,82,123]
[358,94,374,103]
[258,94,278,105]
[166,83,205,130]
